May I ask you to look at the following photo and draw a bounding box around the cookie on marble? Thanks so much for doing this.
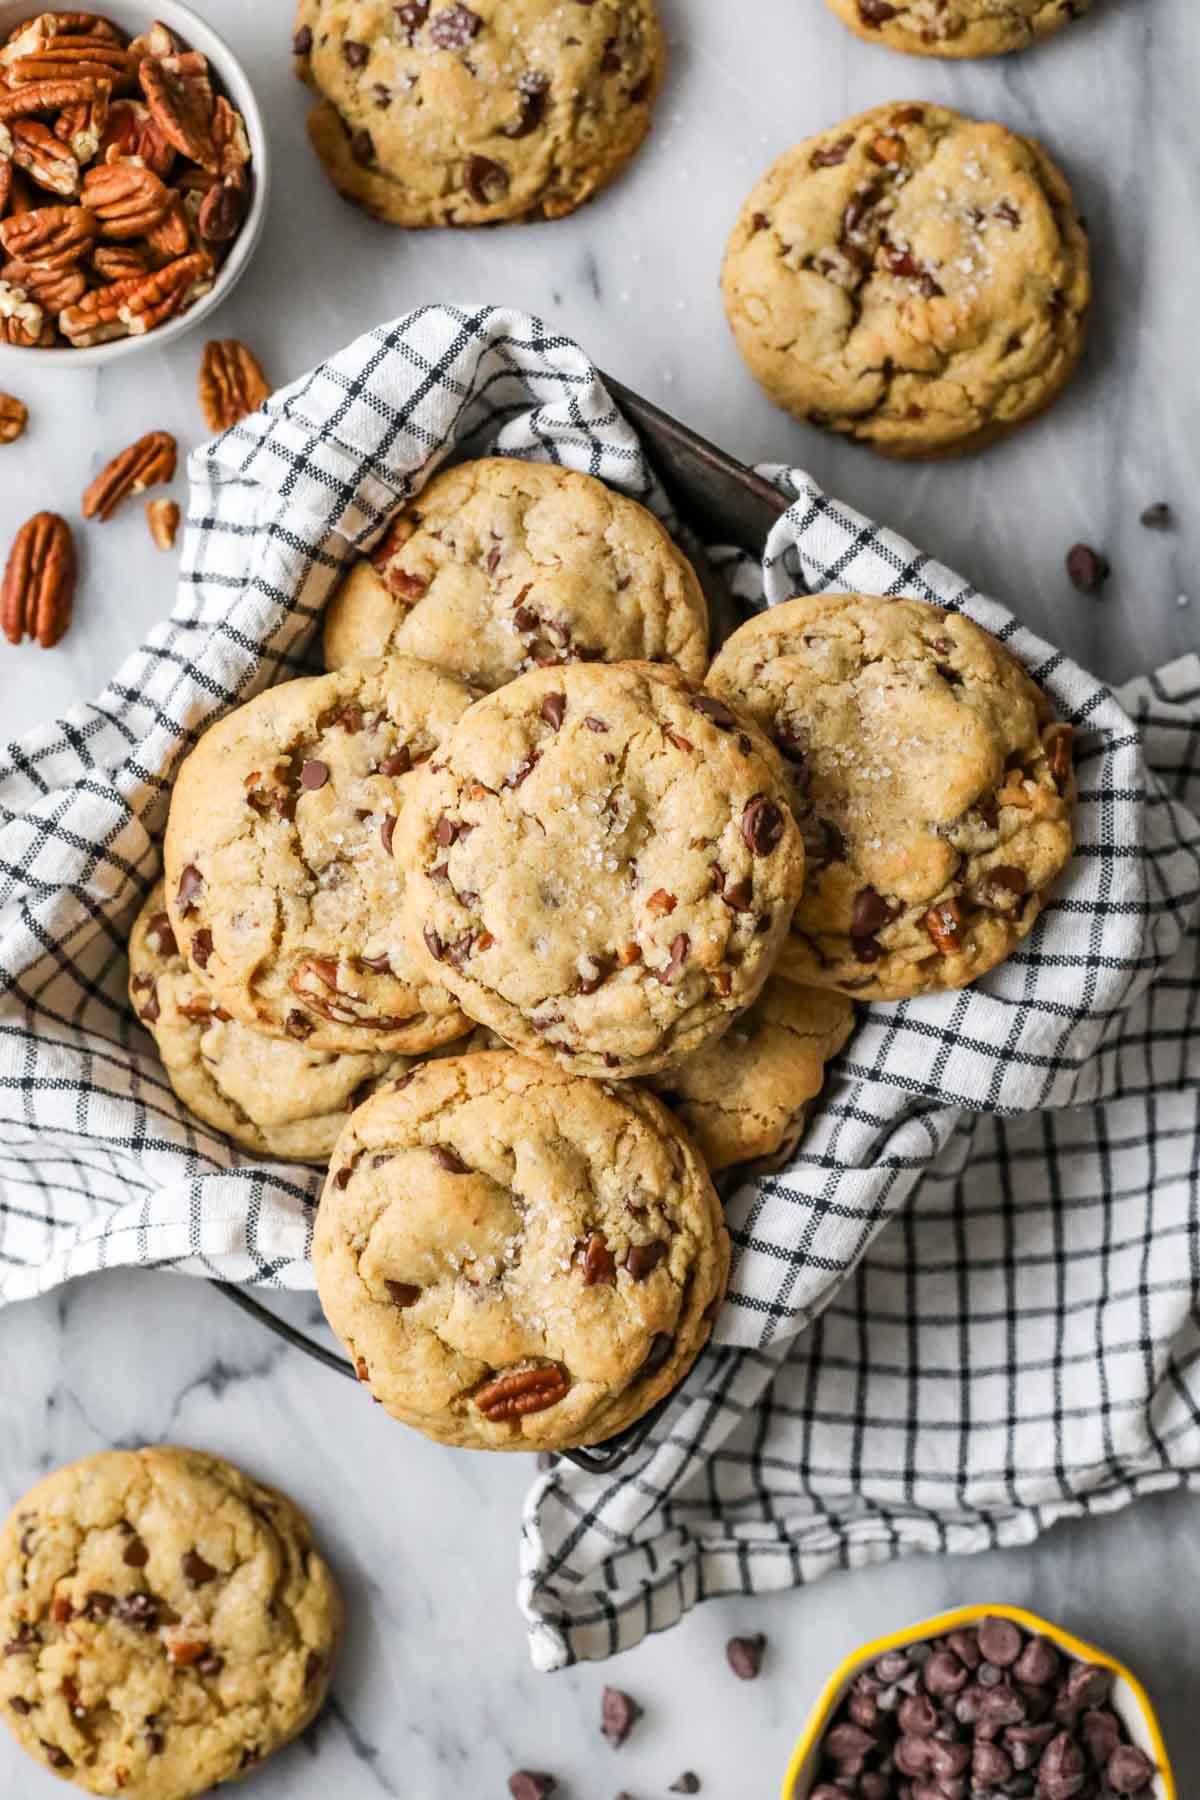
[706,593,1075,1000]
[722,102,1090,457]
[128,881,421,1162]
[824,0,1093,58]
[400,661,806,1077]
[163,656,476,1056]
[314,1051,730,1449]
[295,0,665,226]
[323,458,709,691]
[0,1446,340,1800]
[647,978,855,1172]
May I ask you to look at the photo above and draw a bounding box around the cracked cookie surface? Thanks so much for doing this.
[129,882,417,1162]
[706,593,1075,1000]
[0,1447,340,1800]
[400,660,806,1077]
[824,0,1092,59]
[647,978,855,1172]
[295,0,664,225]
[314,1051,729,1449]
[722,102,1089,458]
[163,657,476,1055]
[323,458,709,691]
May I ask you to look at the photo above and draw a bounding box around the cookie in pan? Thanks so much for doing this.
[722,102,1089,458]
[324,458,709,691]
[314,1051,729,1449]
[823,0,1093,59]
[706,593,1075,1001]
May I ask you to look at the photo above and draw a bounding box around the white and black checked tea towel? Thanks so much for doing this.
[0,306,1197,1670]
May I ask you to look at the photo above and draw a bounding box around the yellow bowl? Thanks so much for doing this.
[782,1602,1175,1800]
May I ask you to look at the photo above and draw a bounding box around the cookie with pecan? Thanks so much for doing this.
[706,593,1076,1000]
[401,661,806,1077]
[314,1051,729,1449]
[324,458,709,690]
[163,656,478,1054]
[825,0,1093,59]
[294,0,664,225]
[0,1446,340,1799]
[722,102,1089,457]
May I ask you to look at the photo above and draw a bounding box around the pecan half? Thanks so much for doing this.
[83,430,177,521]
[473,1363,569,1422]
[145,497,179,550]
[53,85,111,163]
[0,160,11,220]
[0,75,102,130]
[0,15,130,90]
[0,203,98,270]
[128,23,177,71]
[81,160,169,238]
[8,120,80,196]
[196,178,244,245]
[210,95,249,177]
[0,393,27,443]
[2,512,75,648]
[97,98,175,176]
[142,191,191,265]
[199,338,269,431]
[91,241,149,281]
[59,250,211,345]
[139,51,217,173]
[1,256,86,311]
[0,278,45,346]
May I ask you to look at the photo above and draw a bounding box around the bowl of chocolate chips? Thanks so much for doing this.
[782,1604,1173,1800]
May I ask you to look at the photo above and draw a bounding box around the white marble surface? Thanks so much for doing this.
[2,0,1199,1794]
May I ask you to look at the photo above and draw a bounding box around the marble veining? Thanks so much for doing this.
[1,0,1198,1793]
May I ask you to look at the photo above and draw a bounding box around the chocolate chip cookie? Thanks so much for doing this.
[722,103,1090,458]
[647,978,855,1171]
[129,882,414,1162]
[163,657,477,1056]
[323,458,709,691]
[314,1051,729,1449]
[295,0,665,225]
[706,594,1075,1000]
[400,661,806,1077]
[0,1446,340,1799]
[825,0,1093,59]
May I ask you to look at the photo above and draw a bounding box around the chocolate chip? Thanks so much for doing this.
[115,1592,158,1632]
[668,1775,700,1795]
[286,1009,314,1039]
[123,1536,149,1569]
[1066,542,1109,593]
[1107,1742,1156,1792]
[858,0,899,21]
[144,1727,165,1754]
[395,1,429,38]
[380,814,396,855]
[82,1592,114,1620]
[849,885,891,940]
[41,1743,72,1769]
[350,127,375,166]
[504,74,549,137]
[378,746,411,776]
[197,1652,224,1677]
[825,1721,876,1759]
[638,1332,675,1379]
[386,1280,421,1308]
[740,796,784,856]
[182,1550,217,1587]
[922,1647,968,1697]
[434,816,461,846]
[190,928,213,969]
[343,38,369,65]
[583,715,609,732]
[176,864,203,914]
[1013,1634,1060,1685]
[540,692,566,730]
[726,1633,766,1680]
[301,758,329,790]
[304,1650,323,1689]
[974,863,1027,912]
[1140,501,1171,530]
[811,133,854,168]
[508,1776,555,1800]
[146,912,178,957]
[430,3,482,47]
[625,1240,666,1280]
[465,155,509,205]
[600,1685,642,1748]
[656,932,689,984]
[9,1697,30,1715]
[898,1691,938,1735]
[505,752,541,787]
[422,925,444,962]
[293,24,313,53]
[1038,1730,1086,1800]
[692,694,738,731]
[431,1145,468,1173]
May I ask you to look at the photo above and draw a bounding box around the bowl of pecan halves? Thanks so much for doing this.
[0,2,268,362]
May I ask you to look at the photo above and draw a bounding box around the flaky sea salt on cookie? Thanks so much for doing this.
[707,593,1075,1001]
[323,458,709,690]
[314,1051,730,1450]
[400,661,806,1077]
[163,656,477,1056]
[0,1447,340,1799]
[824,0,1093,60]
[722,102,1089,458]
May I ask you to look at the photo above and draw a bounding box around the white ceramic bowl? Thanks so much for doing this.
[782,1604,1175,1800]
[0,0,269,367]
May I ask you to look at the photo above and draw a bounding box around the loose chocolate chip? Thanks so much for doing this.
[378,746,411,776]
[726,1632,766,1680]
[740,796,784,856]
[293,24,313,53]
[301,758,329,791]
[123,1536,149,1569]
[1056,1660,1111,1714]
[1079,1706,1121,1762]
[973,1741,1014,1785]
[600,1685,642,1748]
[540,692,566,730]
[922,1647,968,1697]
[430,3,482,48]
[624,1240,666,1280]
[874,1650,910,1683]
[898,1691,938,1735]
[1066,542,1110,593]
[669,1775,700,1794]
[385,1280,421,1308]
[431,1144,468,1174]
[692,694,738,731]
[182,1550,217,1588]
[465,155,509,204]
[977,1615,1023,1667]
[176,864,203,914]
[1038,1730,1086,1800]
[191,928,213,970]
[1140,501,1171,530]
[1013,1634,1060,1685]
[1107,1743,1156,1793]
[895,1735,932,1777]
[825,1721,876,1758]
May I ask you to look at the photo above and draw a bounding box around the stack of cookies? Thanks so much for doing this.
[129,456,1076,1455]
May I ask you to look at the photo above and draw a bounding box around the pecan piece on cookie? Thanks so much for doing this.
[0,393,28,443]
[2,511,75,648]
[81,160,169,238]
[0,202,98,270]
[0,277,45,346]
[139,50,217,172]
[199,338,269,431]
[83,429,177,521]
[59,249,212,344]
[474,1363,569,1423]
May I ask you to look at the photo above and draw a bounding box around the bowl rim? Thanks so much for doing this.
[780,1601,1176,1800]
[0,0,270,368]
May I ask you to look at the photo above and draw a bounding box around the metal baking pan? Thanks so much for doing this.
[214,371,790,1476]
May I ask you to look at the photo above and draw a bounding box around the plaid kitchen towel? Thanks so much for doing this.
[0,308,1197,1668]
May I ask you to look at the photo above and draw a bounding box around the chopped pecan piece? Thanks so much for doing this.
[0,277,45,345]
[145,497,180,550]
[2,511,75,647]
[83,430,177,521]
[139,51,217,172]
[0,393,28,442]
[81,160,169,238]
[1044,723,1074,785]
[53,87,111,164]
[210,95,250,177]
[59,249,212,345]
[8,120,80,196]
[576,1231,616,1286]
[0,201,98,269]
[198,337,269,431]
[924,898,965,955]
[474,1362,568,1422]
[973,864,1027,913]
